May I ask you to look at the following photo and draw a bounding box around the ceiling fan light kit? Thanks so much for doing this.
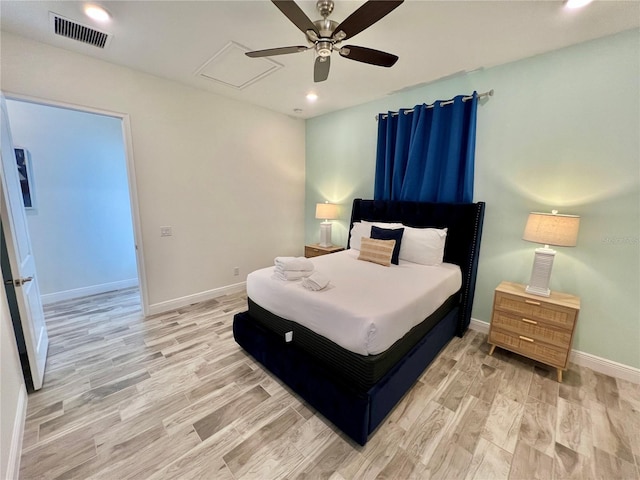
[246,0,403,82]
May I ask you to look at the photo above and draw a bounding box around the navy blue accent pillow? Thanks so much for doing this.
[370,226,404,265]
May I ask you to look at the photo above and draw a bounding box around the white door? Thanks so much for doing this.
[0,94,49,390]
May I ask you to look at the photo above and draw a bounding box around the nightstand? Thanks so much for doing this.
[488,281,580,382]
[304,244,344,258]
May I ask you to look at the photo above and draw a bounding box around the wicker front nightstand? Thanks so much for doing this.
[304,244,344,258]
[488,281,580,382]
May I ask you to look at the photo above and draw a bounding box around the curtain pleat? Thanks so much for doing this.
[374,93,478,203]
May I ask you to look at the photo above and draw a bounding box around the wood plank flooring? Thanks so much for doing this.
[19,288,640,479]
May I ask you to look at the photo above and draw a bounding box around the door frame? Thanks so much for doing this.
[4,91,150,316]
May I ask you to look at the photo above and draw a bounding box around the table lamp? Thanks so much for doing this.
[522,210,580,296]
[315,202,339,247]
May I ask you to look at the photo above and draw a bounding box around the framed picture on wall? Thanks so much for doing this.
[15,147,36,209]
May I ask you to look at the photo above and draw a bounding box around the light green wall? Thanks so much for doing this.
[305,29,640,369]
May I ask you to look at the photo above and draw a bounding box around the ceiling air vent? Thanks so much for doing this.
[49,12,111,49]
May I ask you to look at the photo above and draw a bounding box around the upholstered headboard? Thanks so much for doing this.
[348,199,485,336]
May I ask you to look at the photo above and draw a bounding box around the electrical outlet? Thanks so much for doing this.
[233,267,240,276]
[160,226,172,237]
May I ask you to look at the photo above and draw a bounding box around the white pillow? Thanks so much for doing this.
[399,226,448,265]
[349,221,403,250]
[348,222,369,250]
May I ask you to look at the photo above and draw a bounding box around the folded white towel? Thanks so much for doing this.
[274,256,314,272]
[302,271,330,291]
[274,269,313,281]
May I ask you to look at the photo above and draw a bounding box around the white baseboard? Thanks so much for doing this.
[469,317,490,334]
[6,385,27,480]
[41,278,139,305]
[468,317,640,384]
[148,281,246,315]
[569,350,640,384]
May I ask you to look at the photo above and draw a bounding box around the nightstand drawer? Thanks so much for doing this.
[491,311,572,349]
[494,292,576,330]
[489,329,569,367]
[305,246,324,258]
[304,244,344,258]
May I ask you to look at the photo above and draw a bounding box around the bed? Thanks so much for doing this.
[233,199,485,445]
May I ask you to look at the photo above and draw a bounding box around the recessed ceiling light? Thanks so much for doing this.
[306,92,318,102]
[84,4,111,22]
[564,0,593,9]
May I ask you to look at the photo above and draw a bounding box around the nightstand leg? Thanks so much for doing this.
[489,344,496,356]
[557,369,563,383]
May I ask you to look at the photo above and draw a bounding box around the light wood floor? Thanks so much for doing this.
[19,288,640,480]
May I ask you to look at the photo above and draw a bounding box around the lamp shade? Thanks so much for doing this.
[315,202,339,220]
[523,211,580,247]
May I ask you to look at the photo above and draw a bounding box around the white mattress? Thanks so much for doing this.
[246,249,462,356]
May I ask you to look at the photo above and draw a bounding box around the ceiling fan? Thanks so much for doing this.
[246,0,404,82]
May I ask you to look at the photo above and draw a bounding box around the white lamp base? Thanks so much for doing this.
[525,247,556,297]
[319,221,332,247]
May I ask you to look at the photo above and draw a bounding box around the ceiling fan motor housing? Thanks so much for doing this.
[312,19,338,39]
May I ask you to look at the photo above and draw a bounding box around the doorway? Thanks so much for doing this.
[4,96,148,318]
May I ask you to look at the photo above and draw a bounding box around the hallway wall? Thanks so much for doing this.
[5,100,138,302]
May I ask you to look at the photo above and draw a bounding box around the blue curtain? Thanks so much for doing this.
[374,93,478,203]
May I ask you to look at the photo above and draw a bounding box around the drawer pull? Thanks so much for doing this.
[525,299,541,306]
[521,318,538,325]
[519,335,534,343]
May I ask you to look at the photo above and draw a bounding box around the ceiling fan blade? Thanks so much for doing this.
[314,56,330,82]
[332,1,403,41]
[339,45,398,67]
[246,46,309,58]
[272,0,319,37]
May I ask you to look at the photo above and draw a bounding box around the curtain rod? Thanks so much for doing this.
[375,89,494,121]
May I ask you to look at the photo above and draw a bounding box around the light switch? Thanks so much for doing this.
[160,226,172,237]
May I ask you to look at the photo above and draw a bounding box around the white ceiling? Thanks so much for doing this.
[1,1,638,119]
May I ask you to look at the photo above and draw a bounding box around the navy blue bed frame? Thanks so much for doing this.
[233,199,485,445]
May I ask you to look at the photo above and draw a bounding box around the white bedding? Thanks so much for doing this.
[246,249,462,356]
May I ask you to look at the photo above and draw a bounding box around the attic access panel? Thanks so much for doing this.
[196,41,282,90]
